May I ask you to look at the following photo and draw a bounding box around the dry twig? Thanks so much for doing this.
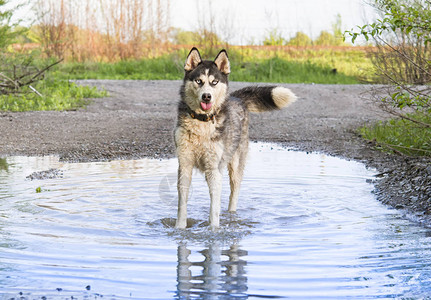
[0,59,63,96]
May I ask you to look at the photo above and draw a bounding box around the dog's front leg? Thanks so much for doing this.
[176,163,193,229]
[205,169,223,229]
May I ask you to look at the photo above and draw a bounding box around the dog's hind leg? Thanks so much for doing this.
[176,163,193,229]
[205,169,223,229]
[227,149,247,212]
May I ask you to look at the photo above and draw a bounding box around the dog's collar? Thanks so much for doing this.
[186,106,216,122]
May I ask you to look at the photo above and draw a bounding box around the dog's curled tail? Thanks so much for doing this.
[231,86,297,113]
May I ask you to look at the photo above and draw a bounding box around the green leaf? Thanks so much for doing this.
[405,26,412,34]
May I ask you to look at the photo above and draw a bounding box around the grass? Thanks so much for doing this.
[360,113,431,157]
[230,57,357,84]
[1,52,108,112]
[0,78,108,112]
[4,45,430,157]
[2,46,374,112]
[48,46,374,84]
[53,56,184,80]
[228,46,375,83]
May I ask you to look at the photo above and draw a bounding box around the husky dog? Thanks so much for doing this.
[175,48,297,229]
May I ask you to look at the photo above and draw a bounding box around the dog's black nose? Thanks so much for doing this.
[201,93,212,102]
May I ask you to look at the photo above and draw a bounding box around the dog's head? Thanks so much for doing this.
[181,48,230,114]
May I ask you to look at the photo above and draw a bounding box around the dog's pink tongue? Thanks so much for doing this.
[200,102,212,111]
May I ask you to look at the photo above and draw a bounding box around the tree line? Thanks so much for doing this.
[2,0,348,62]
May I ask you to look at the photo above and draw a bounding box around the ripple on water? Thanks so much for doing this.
[0,143,431,299]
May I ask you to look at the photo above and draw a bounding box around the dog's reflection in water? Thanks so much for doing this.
[176,242,248,299]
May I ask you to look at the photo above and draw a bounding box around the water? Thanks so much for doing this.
[1,143,431,299]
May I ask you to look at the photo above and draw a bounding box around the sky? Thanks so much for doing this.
[7,0,378,45]
[169,0,378,44]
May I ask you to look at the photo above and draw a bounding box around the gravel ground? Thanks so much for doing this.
[0,80,430,221]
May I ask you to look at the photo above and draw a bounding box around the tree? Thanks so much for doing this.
[347,0,431,156]
[331,13,344,45]
[287,32,312,46]
[314,31,338,46]
[262,29,286,46]
[347,0,430,83]
[315,14,345,46]
[0,0,24,48]
[171,29,201,45]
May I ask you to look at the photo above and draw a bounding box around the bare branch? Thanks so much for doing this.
[0,59,63,96]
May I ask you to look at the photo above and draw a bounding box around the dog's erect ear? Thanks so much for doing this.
[184,47,202,71]
[214,49,230,75]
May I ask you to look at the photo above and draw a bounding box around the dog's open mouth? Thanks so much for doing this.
[200,102,212,111]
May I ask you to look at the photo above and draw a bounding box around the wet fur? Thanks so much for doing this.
[175,48,297,229]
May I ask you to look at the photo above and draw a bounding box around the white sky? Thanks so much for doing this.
[169,0,378,44]
[7,0,378,45]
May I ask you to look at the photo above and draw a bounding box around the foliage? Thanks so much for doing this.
[314,31,343,46]
[347,0,431,156]
[287,32,312,46]
[0,53,107,112]
[266,15,344,47]
[46,47,369,84]
[0,0,26,48]
[196,30,224,49]
[263,29,287,46]
[227,46,373,83]
[52,55,184,80]
[0,77,107,111]
[331,13,345,46]
[0,52,62,95]
[360,112,431,156]
[33,0,171,61]
[347,0,431,45]
[0,1,105,112]
[230,57,357,84]
[171,29,201,45]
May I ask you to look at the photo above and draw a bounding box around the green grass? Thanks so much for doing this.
[228,46,374,83]
[1,46,374,112]
[0,78,108,112]
[52,55,358,84]
[360,113,431,157]
[53,56,184,80]
[48,47,373,84]
[230,57,358,84]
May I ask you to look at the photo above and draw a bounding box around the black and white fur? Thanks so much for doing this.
[175,48,297,229]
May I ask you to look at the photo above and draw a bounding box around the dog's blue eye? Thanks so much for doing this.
[212,80,219,85]
[195,79,202,84]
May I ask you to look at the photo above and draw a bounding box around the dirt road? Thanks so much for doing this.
[0,80,429,220]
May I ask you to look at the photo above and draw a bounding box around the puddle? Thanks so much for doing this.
[1,143,431,299]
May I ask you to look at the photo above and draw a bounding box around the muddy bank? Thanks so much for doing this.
[0,80,429,219]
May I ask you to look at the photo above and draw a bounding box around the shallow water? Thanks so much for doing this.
[1,143,431,299]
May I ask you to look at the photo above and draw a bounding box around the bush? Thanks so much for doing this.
[347,0,431,156]
[262,29,286,46]
[314,31,343,46]
[287,32,312,47]
[0,53,107,111]
[0,0,25,48]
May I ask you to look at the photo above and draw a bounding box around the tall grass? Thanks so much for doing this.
[360,113,431,157]
[53,56,184,80]
[228,46,375,82]
[230,57,357,84]
[49,46,373,84]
